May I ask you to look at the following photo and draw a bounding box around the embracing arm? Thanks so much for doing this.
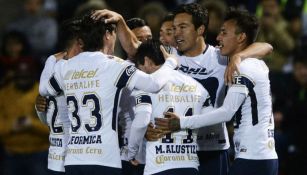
[180,92,245,129]
[225,42,273,84]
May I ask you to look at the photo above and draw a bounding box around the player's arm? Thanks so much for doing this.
[225,42,272,84]
[39,52,66,96]
[127,46,178,93]
[35,95,48,125]
[156,90,246,131]
[128,93,152,164]
[91,10,140,58]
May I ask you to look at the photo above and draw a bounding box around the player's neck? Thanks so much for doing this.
[184,39,206,57]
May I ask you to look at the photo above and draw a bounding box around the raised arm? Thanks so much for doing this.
[91,10,140,58]
[39,52,66,96]
[225,42,272,84]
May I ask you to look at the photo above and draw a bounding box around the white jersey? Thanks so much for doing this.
[38,55,70,172]
[39,51,177,168]
[230,58,278,159]
[46,95,70,171]
[118,60,146,164]
[173,45,230,150]
[130,70,212,174]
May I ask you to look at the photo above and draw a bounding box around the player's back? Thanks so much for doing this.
[142,70,210,174]
[231,58,278,160]
[59,51,135,168]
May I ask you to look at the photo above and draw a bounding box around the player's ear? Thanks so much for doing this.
[237,32,246,44]
[105,30,111,40]
[197,25,205,36]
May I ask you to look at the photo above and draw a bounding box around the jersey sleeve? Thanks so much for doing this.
[180,92,246,129]
[128,91,152,160]
[39,55,56,96]
[126,57,177,92]
[228,63,255,97]
[40,60,65,96]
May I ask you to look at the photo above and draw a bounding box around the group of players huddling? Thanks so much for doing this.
[36,2,278,175]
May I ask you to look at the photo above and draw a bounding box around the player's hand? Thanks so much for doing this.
[54,52,67,61]
[224,53,241,85]
[35,95,47,112]
[155,112,181,132]
[160,45,178,67]
[145,122,164,141]
[91,9,123,24]
[130,158,140,166]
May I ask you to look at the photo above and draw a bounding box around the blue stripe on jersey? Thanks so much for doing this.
[233,75,258,126]
[49,75,62,95]
[195,77,219,106]
[135,94,152,105]
[116,65,136,88]
[112,88,122,131]
[233,105,242,129]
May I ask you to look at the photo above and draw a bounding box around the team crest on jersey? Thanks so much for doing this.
[126,65,136,76]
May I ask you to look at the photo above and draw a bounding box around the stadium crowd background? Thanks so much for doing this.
[0,0,306,175]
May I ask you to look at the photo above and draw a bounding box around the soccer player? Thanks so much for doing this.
[91,6,273,175]
[128,39,212,175]
[159,13,177,48]
[126,18,153,43]
[39,12,178,175]
[155,8,278,175]
[35,18,83,175]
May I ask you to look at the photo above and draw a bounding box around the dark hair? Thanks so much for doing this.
[58,18,82,51]
[173,3,209,37]
[134,39,165,67]
[224,8,259,45]
[161,13,175,23]
[126,18,147,30]
[78,12,116,51]
[1,30,31,56]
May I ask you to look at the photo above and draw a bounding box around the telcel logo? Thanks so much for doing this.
[170,83,196,92]
[70,68,98,79]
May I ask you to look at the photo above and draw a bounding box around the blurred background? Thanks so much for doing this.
[0,0,306,175]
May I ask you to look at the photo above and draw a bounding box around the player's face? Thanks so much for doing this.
[173,13,199,54]
[132,26,152,42]
[216,20,241,57]
[159,21,176,47]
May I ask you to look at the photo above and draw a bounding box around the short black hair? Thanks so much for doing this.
[224,8,259,45]
[78,11,116,51]
[58,18,82,51]
[134,39,165,67]
[173,3,209,37]
[161,13,175,23]
[126,18,147,30]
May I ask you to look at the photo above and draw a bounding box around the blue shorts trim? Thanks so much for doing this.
[65,165,121,175]
[229,158,278,175]
[152,168,198,175]
[197,150,229,175]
